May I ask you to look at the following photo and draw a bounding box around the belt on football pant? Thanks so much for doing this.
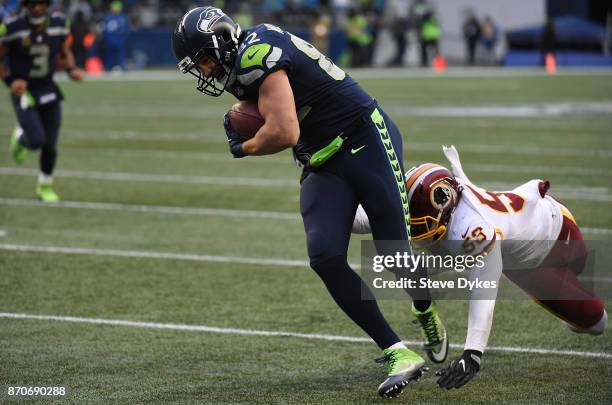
[308,99,378,168]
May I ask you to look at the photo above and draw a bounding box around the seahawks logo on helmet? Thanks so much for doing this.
[197,8,223,33]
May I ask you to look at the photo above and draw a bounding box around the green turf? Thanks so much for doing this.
[1,71,611,403]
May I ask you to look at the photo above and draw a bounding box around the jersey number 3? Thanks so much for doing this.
[30,44,50,78]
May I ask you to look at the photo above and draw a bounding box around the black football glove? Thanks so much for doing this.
[436,349,482,389]
[223,113,246,158]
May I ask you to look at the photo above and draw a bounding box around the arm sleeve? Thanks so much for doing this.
[352,204,372,234]
[464,241,503,353]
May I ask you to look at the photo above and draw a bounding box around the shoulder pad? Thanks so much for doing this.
[47,15,70,36]
[235,28,288,86]
[0,18,28,42]
[240,43,272,69]
[50,13,69,28]
[3,15,21,26]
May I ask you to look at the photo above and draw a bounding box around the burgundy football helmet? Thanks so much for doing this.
[405,163,461,241]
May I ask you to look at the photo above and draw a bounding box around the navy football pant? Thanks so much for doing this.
[300,107,430,349]
[11,96,62,176]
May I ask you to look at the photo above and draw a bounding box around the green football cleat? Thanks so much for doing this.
[10,127,27,164]
[376,348,427,398]
[36,181,60,203]
[412,301,449,363]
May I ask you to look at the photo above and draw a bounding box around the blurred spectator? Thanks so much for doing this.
[262,0,287,25]
[1,0,19,20]
[462,9,480,66]
[67,0,92,21]
[132,0,159,28]
[540,17,556,63]
[232,2,254,30]
[345,6,372,67]
[310,7,332,55]
[101,0,130,71]
[410,0,440,67]
[332,0,350,27]
[70,10,93,68]
[480,15,498,64]
[360,0,384,66]
[387,0,410,66]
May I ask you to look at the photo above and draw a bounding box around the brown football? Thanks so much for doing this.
[226,99,264,139]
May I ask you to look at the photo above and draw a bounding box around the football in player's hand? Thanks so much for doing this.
[226,100,264,139]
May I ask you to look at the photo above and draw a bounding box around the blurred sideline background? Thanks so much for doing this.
[1,0,611,71]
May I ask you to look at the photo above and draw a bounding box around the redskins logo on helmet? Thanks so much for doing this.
[405,163,461,241]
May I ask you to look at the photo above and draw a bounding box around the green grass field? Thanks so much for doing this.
[1,69,611,404]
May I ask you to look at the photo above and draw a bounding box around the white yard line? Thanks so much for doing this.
[65,144,612,162]
[63,134,612,160]
[582,228,612,236]
[64,102,612,119]
[0,167,297,188]
[55,68,612,82]
[1,198,611,236]
[0,312,610,359]
[2,243,611,284]
[0,198,300,220]
[2,167,610,202]
[467,164,612,177]
[409,143,612,159]
[385,102,612,118]
[0,243,310,268]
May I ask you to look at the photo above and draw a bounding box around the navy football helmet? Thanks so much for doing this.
[172,7,242,97]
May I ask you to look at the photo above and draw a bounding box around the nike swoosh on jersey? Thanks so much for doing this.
[461,228,470,238]
[351,145,366,154]
[247,49,260,60]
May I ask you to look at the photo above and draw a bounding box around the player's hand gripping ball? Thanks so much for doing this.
[226,100,264,140]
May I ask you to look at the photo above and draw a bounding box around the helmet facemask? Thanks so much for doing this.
[178,50,234,97]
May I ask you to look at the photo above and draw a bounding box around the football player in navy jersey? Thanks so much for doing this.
[0,0,84,202]
[172,7,448,398]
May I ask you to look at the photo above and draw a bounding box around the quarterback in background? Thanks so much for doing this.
[0,0,84,202]
[353,145,607,388]
[172,7,449,398]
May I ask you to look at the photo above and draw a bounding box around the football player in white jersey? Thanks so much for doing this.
[353,145,607,389]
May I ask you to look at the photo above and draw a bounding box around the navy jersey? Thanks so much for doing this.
[0,13,69,95]
[227,24,374,156]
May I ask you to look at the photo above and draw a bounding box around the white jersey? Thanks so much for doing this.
[352,146,566,353]
[449,179,563,269]
[443,145,564,269]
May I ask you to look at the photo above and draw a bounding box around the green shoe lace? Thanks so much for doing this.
[412,302,443,347]
[375,348,423,376]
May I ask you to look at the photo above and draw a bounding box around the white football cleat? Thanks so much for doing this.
[566,309,607,335]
